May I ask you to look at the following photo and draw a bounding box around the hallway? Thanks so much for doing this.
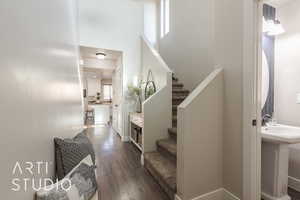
[86,126,169,200]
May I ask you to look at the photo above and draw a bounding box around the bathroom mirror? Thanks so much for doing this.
[261,4,275,117]
[261,51,270,109]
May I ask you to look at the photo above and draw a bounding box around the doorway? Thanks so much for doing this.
[252,1,300,199]
[79,46,123,137]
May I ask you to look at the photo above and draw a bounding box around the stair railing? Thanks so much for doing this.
[141,35,172,164]
[176,68,224,200]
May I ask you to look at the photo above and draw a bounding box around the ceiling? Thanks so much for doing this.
[264,0,294,7]
[80,46,122,80]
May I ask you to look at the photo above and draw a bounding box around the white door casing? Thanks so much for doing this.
[243,0,263,199]
[112,60,123,136]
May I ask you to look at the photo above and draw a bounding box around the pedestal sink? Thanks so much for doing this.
[262,124,300,200]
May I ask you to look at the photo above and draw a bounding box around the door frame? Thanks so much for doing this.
[112,54,124,137]
[243,0,263,199]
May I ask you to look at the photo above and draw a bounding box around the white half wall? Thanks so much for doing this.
[0,0,83,199]
[177,69,224,200]
[142,36,172,153]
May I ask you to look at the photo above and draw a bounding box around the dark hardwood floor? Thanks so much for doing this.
[86,125,169,200]
[85,125,300,200]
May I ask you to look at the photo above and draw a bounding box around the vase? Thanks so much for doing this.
[136,96,142,113]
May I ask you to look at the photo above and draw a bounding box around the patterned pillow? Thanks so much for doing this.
[54,129,96,180]
[36,155,98,200]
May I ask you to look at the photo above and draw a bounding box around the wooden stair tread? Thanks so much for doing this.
[172,88,189,93]
[172,82,183,87]
[144,152,177,191]
[172,95,187,100]
[172,101,182,106]
[172,115,177,121]
[157,139,177,157]
[172,96,186,106]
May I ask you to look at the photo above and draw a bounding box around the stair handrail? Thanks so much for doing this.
[178,68,223,109]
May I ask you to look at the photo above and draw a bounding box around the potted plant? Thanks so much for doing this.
[127,85,142,113]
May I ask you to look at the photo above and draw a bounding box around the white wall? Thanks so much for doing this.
[79,0,144,139]
[275,1,300,127]
[79,0,143,87]
[159,0,215,91]
[143,0,159,48]
[142,37,170,91]
[159,0,244,198]
[274,0,300,182]
[214,0,244,197]
[0,0,83,199]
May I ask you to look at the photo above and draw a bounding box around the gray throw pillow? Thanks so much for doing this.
[54,130,96,180]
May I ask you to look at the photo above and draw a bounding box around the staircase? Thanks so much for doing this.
[144,75,189,199]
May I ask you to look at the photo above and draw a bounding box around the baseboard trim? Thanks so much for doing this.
[223,189,240,200]
[175,188,240,200]
[289,176,300,192]
[190,188,223,200]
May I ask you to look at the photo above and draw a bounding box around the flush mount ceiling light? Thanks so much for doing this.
[96,53,106,60]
